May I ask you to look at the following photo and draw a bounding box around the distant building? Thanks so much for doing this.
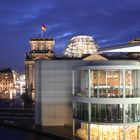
[17,73,25,95]
[24,38,55,100]
[98,42,140,53]
[0,68,14,99]
[13,72,25,96]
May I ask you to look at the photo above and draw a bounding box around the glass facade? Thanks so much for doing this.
[125,104,140,123]
[73,62,140,140]
[125,70,138,97]
[76,69,139,98]
[91,70,124,98]
[74,102,88,121]
[91,104,123,123]
[75,121,140,140]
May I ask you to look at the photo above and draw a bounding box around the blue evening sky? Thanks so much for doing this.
[0,0,140,71]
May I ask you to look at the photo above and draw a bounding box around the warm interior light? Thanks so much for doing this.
[76,123,140,140]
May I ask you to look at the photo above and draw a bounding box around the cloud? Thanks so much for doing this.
[55,32,74,39]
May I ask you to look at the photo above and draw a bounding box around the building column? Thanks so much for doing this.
[88,103,91,140]
[88,69,91,98]
[72,70,75,95]
[72,70,75,136]
[88,69,91,140]
[123,69,126,140]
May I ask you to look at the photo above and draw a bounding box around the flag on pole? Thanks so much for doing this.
[41,24,46,31]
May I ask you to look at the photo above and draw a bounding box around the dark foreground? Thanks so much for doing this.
[0,125,56,140]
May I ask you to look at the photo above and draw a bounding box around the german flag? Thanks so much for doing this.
[42,24,46,31]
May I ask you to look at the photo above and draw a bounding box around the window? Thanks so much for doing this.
[91,104,123,123]
[74,102,88,121]
[91,70,123,98]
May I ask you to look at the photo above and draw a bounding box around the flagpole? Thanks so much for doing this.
[41,30,44,38]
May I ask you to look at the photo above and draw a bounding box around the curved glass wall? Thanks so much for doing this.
[91,104,123,123]
[74,102,140,123]
[125,104,140,123]
[74,102,88,121]
[75,69,139,98]
[73,63,140,140]
[75,120,140,140]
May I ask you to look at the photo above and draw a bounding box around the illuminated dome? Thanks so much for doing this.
[64,35,98,57]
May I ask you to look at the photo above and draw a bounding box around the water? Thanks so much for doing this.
[0,125,55,140]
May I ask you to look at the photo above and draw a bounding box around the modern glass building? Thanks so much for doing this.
[64,35,98,58]
[73,60,140,140]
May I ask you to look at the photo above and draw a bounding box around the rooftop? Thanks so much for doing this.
[0,68,12,73]
[30,38,53,41]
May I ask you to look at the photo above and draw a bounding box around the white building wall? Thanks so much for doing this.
[35,60,86,126]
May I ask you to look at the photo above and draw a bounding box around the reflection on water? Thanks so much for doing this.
[0,125,55,140]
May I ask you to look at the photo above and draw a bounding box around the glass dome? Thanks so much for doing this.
[64,35,98,58]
